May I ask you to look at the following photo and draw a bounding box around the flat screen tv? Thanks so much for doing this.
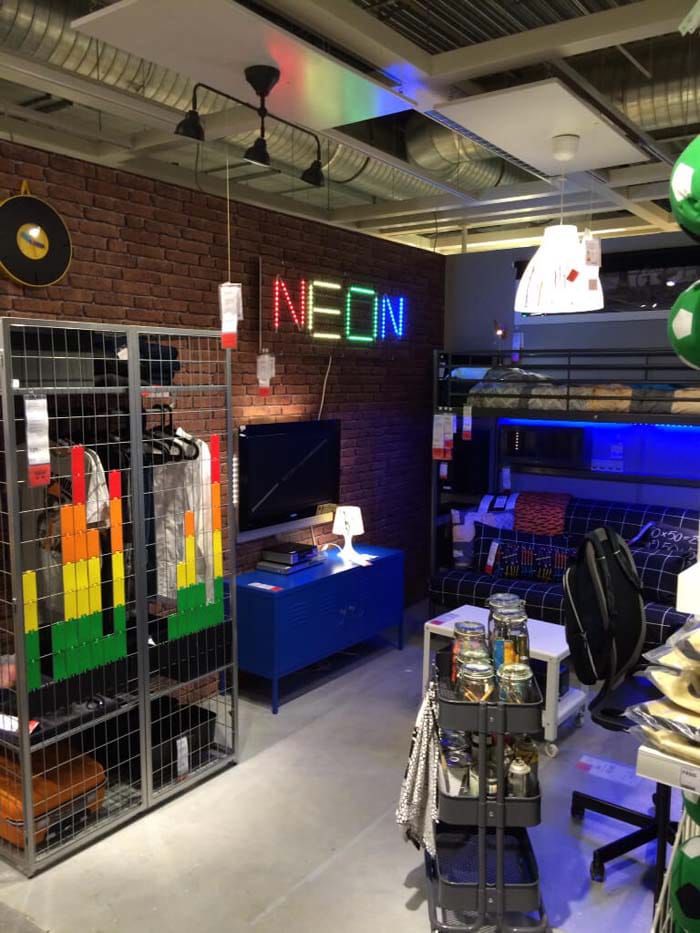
[238,420,341,533]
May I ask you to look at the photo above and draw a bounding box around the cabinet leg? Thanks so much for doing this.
[272,678,279,715]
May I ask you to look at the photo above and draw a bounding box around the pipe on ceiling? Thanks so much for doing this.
[0,0,522,199]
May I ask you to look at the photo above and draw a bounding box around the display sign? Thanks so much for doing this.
[273,274,406,344]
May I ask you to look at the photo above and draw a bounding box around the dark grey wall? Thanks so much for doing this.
[445,231,695,352]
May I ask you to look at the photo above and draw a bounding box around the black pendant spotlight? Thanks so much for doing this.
[174,87,205,141]
[175,67,325,187]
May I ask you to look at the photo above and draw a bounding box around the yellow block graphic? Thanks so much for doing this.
[185,536,196,586]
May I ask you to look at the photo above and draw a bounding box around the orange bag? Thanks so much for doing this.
[0,743,106,849]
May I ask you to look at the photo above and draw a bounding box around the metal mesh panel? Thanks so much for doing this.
[0,320,236,874]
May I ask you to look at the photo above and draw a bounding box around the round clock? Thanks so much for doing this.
[0,186,72,287]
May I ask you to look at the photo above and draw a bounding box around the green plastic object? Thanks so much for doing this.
[670,137,700,240]
[684,793,700,826]
[669,282,700,370]
[672,836,700,931]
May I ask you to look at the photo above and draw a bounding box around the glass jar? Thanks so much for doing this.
[498,661,537,704]
[457,659,496,703]
[451,620,488,682]
[514,735,539,786]
[487,593,524,646]
[444,748,471,796]
[502,608,530,662]
[491,609,518,670]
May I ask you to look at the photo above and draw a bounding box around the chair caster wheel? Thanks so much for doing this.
[544,742,558,758]
[590,859,605,882]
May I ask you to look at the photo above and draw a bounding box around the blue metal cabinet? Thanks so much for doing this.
[236,546,404,713]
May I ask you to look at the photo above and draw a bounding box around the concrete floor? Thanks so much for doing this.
[0,606,673,932]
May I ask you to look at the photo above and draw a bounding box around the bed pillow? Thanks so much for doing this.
[452,509,514,569]
[630,547,685,606]
[638,522,699,560]
[473,523,577,582]
[514,492,571,535]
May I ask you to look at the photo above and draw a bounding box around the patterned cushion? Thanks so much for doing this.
[565,497,699,541]
[630,548,685,606]
[514,492,570,535]
[428,573,696,648]
[451,509,515,569]
[639,522,699,560]
[472,523,577,581]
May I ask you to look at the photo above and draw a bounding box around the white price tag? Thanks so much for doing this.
[485,540,500,575]
[584,236,602,267]
[462,404,472,441]
[24,396,50,487]
[176,737,190,778]
[681,765,700,793]
[432,414,445,460]
[219,282,243,349]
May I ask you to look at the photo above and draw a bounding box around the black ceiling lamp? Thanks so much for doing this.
[174,68,325,187]
[174,86,205,141]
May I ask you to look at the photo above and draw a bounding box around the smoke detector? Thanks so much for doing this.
[551,134,581,163]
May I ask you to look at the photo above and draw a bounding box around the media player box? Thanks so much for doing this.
[261,542,318,565]
[256,554,326,575]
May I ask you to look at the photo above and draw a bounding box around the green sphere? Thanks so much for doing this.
[670,137,700,239]
[669,281,700,370]
[671,836,700,932]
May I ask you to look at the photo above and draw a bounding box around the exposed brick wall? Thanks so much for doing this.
[0,141,444,603]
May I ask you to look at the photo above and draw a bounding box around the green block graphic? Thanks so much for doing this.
[168,613,181,641]
[65,619,79,653]
[113,604,126,634]
[88,612,103,643]
[115,631,127,658]
[27,659,41,692]
[91,638,105,668]
[77,616,92,649]
[25,629,40,663]
[213,597,224,625]
[192,582,206,610]
[52,620,67,654]
[53,651,67,682]
[102,634,117,664]
[214,576,224,605]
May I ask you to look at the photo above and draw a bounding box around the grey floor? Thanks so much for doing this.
[0,605,671,932]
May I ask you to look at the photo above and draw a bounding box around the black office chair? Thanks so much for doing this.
[570,671,676,896]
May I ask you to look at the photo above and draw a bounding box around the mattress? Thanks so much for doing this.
[464,369,700,414]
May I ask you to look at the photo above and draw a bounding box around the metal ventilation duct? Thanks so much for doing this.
[0,0,521,199]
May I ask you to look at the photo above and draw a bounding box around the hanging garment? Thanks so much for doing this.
[21,447,111,625]
[396,682,440,857]
[153,434,214,602]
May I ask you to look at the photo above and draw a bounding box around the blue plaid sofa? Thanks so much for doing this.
[430,497,698,649]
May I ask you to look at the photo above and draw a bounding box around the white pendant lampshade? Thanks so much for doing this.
[515,224,604,315]
[333,506,365,563]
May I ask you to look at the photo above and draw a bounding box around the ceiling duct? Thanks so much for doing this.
[0,0,522,200]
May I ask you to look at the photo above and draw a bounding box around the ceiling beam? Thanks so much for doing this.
[420,215,662,251]
[571,171,677,231]
[429,0,694,83]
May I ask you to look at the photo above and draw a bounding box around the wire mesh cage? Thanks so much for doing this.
[0,319,237,874]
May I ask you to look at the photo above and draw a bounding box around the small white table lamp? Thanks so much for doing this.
[333,506,365,563]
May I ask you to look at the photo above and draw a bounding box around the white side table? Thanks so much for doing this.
[423,605,587,756]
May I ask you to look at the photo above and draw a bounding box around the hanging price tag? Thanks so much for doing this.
[501,466,512,493]
[485,540,500,575]
[584,236,602,267]
[439,462,448,480]
[443,413,456,455]
[219,282,243,349]
[461,404,472,441]
[432,414,445,460]
[24,396,50,487]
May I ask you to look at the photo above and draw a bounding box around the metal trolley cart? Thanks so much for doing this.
[0,319,237,875]
[427,647,550,932]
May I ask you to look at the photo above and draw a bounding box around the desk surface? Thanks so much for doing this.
[425,604,570,663]
[237,545,402,595]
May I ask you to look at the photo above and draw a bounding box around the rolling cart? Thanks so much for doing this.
[426,647,550,933]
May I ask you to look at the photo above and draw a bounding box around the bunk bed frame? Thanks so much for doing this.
[430,345,700,578]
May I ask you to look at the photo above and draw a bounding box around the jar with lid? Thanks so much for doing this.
[451,620,488,682]
[444,748,471,796]
[441,730,469,754]
[514,735,539,786]
[487,593,523,647]
[498,661,537,704]
[502,607,530,662]
[457,659,496,703]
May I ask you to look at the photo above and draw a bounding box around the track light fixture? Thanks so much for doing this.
[175,69,325,187]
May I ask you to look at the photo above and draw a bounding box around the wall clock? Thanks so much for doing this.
[0,181,72,287]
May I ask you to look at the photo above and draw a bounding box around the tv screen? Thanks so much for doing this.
[238,420,341,532]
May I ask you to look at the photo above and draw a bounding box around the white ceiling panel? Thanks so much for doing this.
[73,0,413,131]
[436,79,648,175]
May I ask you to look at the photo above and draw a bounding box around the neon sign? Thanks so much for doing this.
[273,275,406,343]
